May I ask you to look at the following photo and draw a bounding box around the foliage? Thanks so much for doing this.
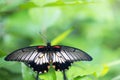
[0,0,120,80]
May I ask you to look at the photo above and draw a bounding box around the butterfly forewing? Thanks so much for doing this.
[58,46,92,62]
[5,47,43,62]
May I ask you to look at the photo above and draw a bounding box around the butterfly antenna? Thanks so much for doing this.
[63,70,68,80]
[39,32,50,44]
[36,72,39,80]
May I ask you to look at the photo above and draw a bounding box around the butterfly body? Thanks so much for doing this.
[5,42,92,80]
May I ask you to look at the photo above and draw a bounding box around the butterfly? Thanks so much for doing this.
[5,42,92,80]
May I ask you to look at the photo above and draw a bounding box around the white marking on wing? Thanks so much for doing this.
[29,50,38,61]
[60,51,70,60]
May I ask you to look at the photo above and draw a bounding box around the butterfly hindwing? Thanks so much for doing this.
[27,62,49,73]
[53,62,72,71]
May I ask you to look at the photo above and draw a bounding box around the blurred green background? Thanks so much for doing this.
[0,0,120,80]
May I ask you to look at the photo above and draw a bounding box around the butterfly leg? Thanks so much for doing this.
[63,70,68,80]
[36,72,39,80]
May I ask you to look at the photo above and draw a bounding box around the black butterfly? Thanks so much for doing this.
[5,42,92,80]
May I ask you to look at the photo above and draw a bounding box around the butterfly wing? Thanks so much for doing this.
[52,46,92,71]
[5,46,40,62]
[60,46,92,61]
[5,46,50,73]
[27,62,49,73]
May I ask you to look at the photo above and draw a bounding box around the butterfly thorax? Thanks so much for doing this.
[37,43,61,52]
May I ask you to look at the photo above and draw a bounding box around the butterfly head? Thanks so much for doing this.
[47,42,51,47]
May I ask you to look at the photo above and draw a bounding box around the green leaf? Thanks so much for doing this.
[21,63,35,80]
[43,1,65,7]
[0,50,6,57]
[52,28,73,45]
[99,64,109,77]
[73,75,94,80]
[43,1,94,7]
[66,62,94,80]
[40,67,56,80]
[19,2,38,9]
